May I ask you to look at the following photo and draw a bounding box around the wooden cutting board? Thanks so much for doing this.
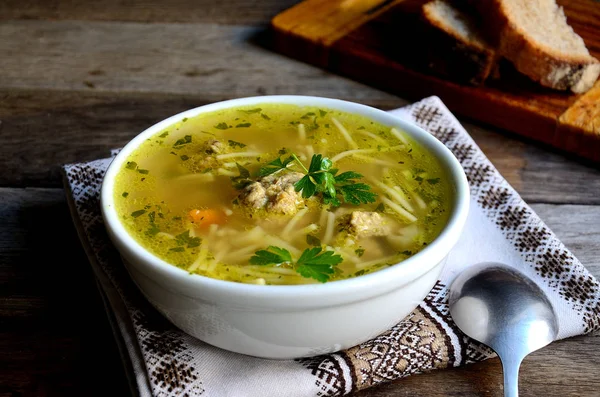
[270,0,600,163]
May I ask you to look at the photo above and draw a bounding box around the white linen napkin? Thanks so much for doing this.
[62,96,600,397]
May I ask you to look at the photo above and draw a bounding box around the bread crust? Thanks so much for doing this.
[474,0,600,93]
[421,1,497,85]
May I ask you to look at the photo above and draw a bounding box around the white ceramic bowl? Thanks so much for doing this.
[101,95,469,359]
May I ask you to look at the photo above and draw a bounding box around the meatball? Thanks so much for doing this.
[347,211,389,238]
[239,172,305,215]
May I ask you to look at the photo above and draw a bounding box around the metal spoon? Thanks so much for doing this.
[448,263,559,397]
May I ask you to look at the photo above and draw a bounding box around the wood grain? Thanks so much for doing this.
[2,88,599,204]
[270,0,600,162]
[0,187,598,396]
[0,0,300,25]
[0,20,403,100]
[1,1,600,395]
[0,188,130,397]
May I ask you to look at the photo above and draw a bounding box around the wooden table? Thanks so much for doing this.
[1,1,599,396]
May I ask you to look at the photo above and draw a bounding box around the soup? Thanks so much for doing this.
[113,104,451,285]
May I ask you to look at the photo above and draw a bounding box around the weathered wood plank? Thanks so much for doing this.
[0,0,300,25]
[1,187,598,396]
[0,187,129,396]
[2,88,600,205]
[0,20,402,101]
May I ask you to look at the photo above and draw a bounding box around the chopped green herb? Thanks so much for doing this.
[235,123,251,128]
[175,230,201,248]
[296,247,343,283]
[401,250,413,256]
[122,192,129,198]
[169,247,185,252]
[137,169,150,174]
[232,198,239,205]
[228,140,247,149]
[126,161,137,170]
[306,234,321,247]
[261,113,271,120]
[249,246,292,266]
[173,135,192,148]
[159,131,169,138]
[182,117,188,122]
[290,154,377,206]
[278,148,287,155]
[240,108,262,114]
[180,155,189,161]
[319,109,327,117]
[131,209,146,218]
[355,248,365,257]
[146,224,160,237]
[427,178,440,185]
[250,246,342,283]
[300,112,316,119]
[172,216,182,221]
[215,122,229,130]
[375,203,385,212]
[358,126,365,130]
[201,168,213,174]
[258,155,295,177]
[230,163,253,189]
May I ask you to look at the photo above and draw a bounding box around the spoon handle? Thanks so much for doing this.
[501,355,522,397]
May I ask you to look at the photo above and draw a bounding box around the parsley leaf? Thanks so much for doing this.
[296,247,343,283]
[175,230,201,248]
[240,108,262,114]
[131,209,146,218]
[228,140,247,149]
[230,163,253,189]
[258,155,295,177]
[306,234,321,247]
[249,246,292,266]
[427,178,440,185]
[146,211,160,237]
[173,135,192,148]
[293,154,334,199]
[235,123,251,128]
[215,122,229,130]
[355,248,365,257]
[338,183,377,205]
[250,246,343,283]
[290,154,377,206]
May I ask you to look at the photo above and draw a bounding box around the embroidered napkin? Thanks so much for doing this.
[62,96,600,397]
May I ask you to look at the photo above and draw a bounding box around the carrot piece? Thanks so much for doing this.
[188,209,226,228]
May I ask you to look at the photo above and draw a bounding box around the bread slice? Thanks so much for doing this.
[421,0,497,85]
[471,0,600,93]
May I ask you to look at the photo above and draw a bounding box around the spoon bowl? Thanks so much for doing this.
[449,263,559,397]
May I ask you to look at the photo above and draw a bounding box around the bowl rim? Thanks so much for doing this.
[100,95,469,306]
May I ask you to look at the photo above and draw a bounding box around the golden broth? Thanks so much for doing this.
[113,104,451,284]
